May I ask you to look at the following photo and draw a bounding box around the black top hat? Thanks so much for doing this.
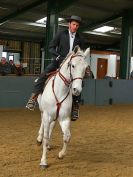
[66,15,82,24]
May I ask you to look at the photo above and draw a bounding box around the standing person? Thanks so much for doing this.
[26,15,85,121]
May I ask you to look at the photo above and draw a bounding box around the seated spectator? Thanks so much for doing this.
[85,66,94,79]
[9,60,17,74]
[89,70,94,79]
[15,62,25,76]
[130,70,133,79]
[104,74,112,79]
[0,57,11,76]
[9,60,25,76]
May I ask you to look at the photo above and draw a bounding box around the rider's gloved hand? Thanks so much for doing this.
[56,55,61,61]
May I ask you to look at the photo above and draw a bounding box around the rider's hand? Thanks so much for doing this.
[56,55,61,61]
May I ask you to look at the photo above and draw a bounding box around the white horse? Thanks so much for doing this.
[37,46,90,169]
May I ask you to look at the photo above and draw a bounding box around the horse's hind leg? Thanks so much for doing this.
[40,113,50,168]
[58,118,71,159]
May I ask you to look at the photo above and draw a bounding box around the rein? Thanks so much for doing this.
[52,76,71,119]
[52,54,84,120]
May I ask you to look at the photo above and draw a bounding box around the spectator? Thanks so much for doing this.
[130,70,133,79]
[15,62,25,76]
[9,60,25,76]
[104,74,112,79]
[9,60,17,74]
[84,66,94,79]
[0,57,11,76]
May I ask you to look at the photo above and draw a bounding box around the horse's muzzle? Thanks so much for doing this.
[72,88,81,96]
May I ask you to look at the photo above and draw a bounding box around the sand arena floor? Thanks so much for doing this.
[1,105,133,177]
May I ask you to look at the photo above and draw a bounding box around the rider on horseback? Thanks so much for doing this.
[26,15,88,121]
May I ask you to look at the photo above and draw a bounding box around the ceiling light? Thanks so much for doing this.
[36,17,64,24]
[93,26,114,33]
[36,17,47,24]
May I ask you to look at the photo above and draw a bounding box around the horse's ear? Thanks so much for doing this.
[73,45,80,54]
[84,47,90,58]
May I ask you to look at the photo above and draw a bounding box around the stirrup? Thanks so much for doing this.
[26,99,36,111]
[71,109,79,121]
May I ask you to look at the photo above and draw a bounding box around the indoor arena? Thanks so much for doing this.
[1,0,133,177]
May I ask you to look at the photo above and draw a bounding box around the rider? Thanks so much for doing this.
[26,15,85,121]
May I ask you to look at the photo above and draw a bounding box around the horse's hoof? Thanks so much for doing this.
[58,156,63,159]
[58,154,64,159]
[40,164,48,169]
[47,145,52,151]
[37,140,42,146]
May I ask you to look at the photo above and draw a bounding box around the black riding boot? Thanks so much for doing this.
[26,93,38,111]
[71,100,80,121]
[26,62,59,111]
[26,73,48,111]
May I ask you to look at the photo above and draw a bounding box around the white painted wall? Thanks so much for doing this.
[130,57,133,72]
[0,45,3,59]
[107,55,117,77]
[90,53,118,79]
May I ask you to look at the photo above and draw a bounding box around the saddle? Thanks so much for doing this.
[45,70,58,86]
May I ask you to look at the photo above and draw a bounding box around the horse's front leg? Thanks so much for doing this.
[47,120,56,150]
[40,113,50,169]
[58,118,71,159]
[37,112,43,145]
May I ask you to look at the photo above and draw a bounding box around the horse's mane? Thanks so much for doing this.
[59,52,73,67]
[60,50,85,68]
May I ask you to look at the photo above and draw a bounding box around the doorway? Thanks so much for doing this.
[97,58,108,79]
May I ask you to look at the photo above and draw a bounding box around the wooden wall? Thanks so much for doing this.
[0,39,41,74]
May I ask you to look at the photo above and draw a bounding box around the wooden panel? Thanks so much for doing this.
[22,42,41,74]
[23,42,31,63]
[22,42,31,74]
[0,39,21,51]
[0,39,41,74]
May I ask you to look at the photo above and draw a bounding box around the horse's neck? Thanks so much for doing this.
[54,64,71,98]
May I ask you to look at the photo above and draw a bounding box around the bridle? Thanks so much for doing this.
[59,54,85,86]
[52,53,85,120]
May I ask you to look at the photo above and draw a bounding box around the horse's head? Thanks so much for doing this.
[68,46,90,96]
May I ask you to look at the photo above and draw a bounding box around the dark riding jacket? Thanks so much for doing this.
[49,29,85,65]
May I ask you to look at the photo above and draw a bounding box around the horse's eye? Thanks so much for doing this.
[72,64,75,68]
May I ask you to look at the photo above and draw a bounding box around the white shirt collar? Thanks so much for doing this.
[69,30,76,38]
[68,30,76,53]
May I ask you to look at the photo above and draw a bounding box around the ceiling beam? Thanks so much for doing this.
[73,3,113,13]
[84,31,120,38]
[0,2,16,10]
[80,13,122,32]
[9,20,46,28]
[0,27,43,39]
[0,0,47,25]
[56,0,77,13]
